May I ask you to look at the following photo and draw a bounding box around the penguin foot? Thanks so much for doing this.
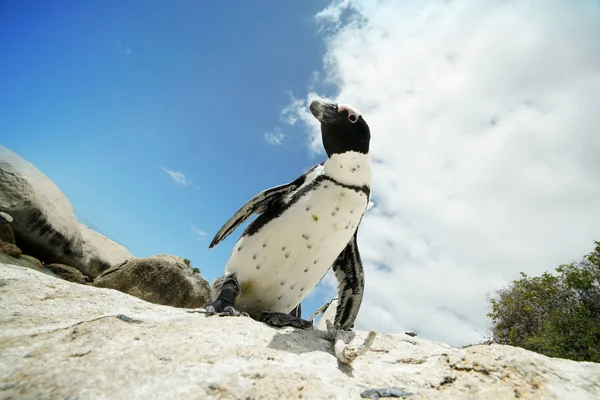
[204,273,248,318]
[325,319,376,364]
[205,303,249,317]
[260,312,313,329]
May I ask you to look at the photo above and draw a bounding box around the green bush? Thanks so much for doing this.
[488,241,600,362]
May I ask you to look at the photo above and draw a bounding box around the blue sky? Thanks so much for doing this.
[0,1,336,314]
[2,0,599,346]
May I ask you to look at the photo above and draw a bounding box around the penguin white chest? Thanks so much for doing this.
[225,180,368,318]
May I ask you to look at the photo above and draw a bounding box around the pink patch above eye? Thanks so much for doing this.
[338,104,360,123]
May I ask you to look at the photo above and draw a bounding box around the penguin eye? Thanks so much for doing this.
[338,104,360,124]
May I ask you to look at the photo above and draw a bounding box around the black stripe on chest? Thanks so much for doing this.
[242,175,370,237]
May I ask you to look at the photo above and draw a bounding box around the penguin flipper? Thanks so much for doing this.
[331,231,365,330]
[209,164,323,248]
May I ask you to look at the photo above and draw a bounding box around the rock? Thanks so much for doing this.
[0,213,15,244]
[0,211,14,223]
[21,254,43,268]
[1,262,599,400]
[0,240,22,258]
[0,253,59,279]
[45,263,89,284]
[92,255,211,308]
[0,146,135,278]
[0,239,22,258]
[78,223,135,279]
[361,387,413,399]
[0,145,84,268]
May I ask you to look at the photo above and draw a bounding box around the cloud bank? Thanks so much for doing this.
[294,0,600,345]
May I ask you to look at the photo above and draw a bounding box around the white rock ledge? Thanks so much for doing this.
[1,262,599,400]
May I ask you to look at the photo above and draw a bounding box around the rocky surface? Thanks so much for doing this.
[0,240,22,258]
[0,145,84,268]
[79,223,134,279]
[0,253,59,279]
[0,212,15,244]
[45,263,89,284]
[92,254,211,308]
[2,261,599,400]
[0,146,135,278]
[20,254,43,269]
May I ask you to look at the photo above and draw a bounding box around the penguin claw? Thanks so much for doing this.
[219,306,249,317]
[205,304,217,315]
[203,302,248,318]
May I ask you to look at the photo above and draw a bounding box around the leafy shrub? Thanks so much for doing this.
[489,241,600,362]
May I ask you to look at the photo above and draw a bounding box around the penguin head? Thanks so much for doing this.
[310,100,370,157]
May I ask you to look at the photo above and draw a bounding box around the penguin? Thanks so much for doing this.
[206,100,371,331]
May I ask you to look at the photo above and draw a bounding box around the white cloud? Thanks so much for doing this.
[316,0,350,24]
[264,127,286,146]
[162,168,191,186]
[192,225,207,242]
[296,0,600,346]
[281,92,332,154]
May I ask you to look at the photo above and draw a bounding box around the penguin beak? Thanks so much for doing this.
[310,100,340,124]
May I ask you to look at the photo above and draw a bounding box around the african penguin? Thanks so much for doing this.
[206,100,371,331]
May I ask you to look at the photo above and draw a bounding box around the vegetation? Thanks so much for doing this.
[193,268,200,274]
[183,258,191,266]
[488,241,600,362]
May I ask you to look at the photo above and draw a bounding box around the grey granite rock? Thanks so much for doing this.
[0,214,15,244]
[79,223,134,279]
[0,146,134,278]
[45,263,89,284]
[0,145,84,267]
[1,262,599,400]
[93,254,210,308]
[0,239,22,258]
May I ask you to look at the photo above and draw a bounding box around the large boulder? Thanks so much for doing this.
[0,146,134,277]
[92,255,211,308]
[79,223,134,279]
[2,262,600,399]
[0,145,84,267]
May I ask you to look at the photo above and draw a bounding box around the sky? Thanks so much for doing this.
[1,0,599,346]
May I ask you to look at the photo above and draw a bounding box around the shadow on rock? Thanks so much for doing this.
[267,328,331,355]
[267,327,358,377]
